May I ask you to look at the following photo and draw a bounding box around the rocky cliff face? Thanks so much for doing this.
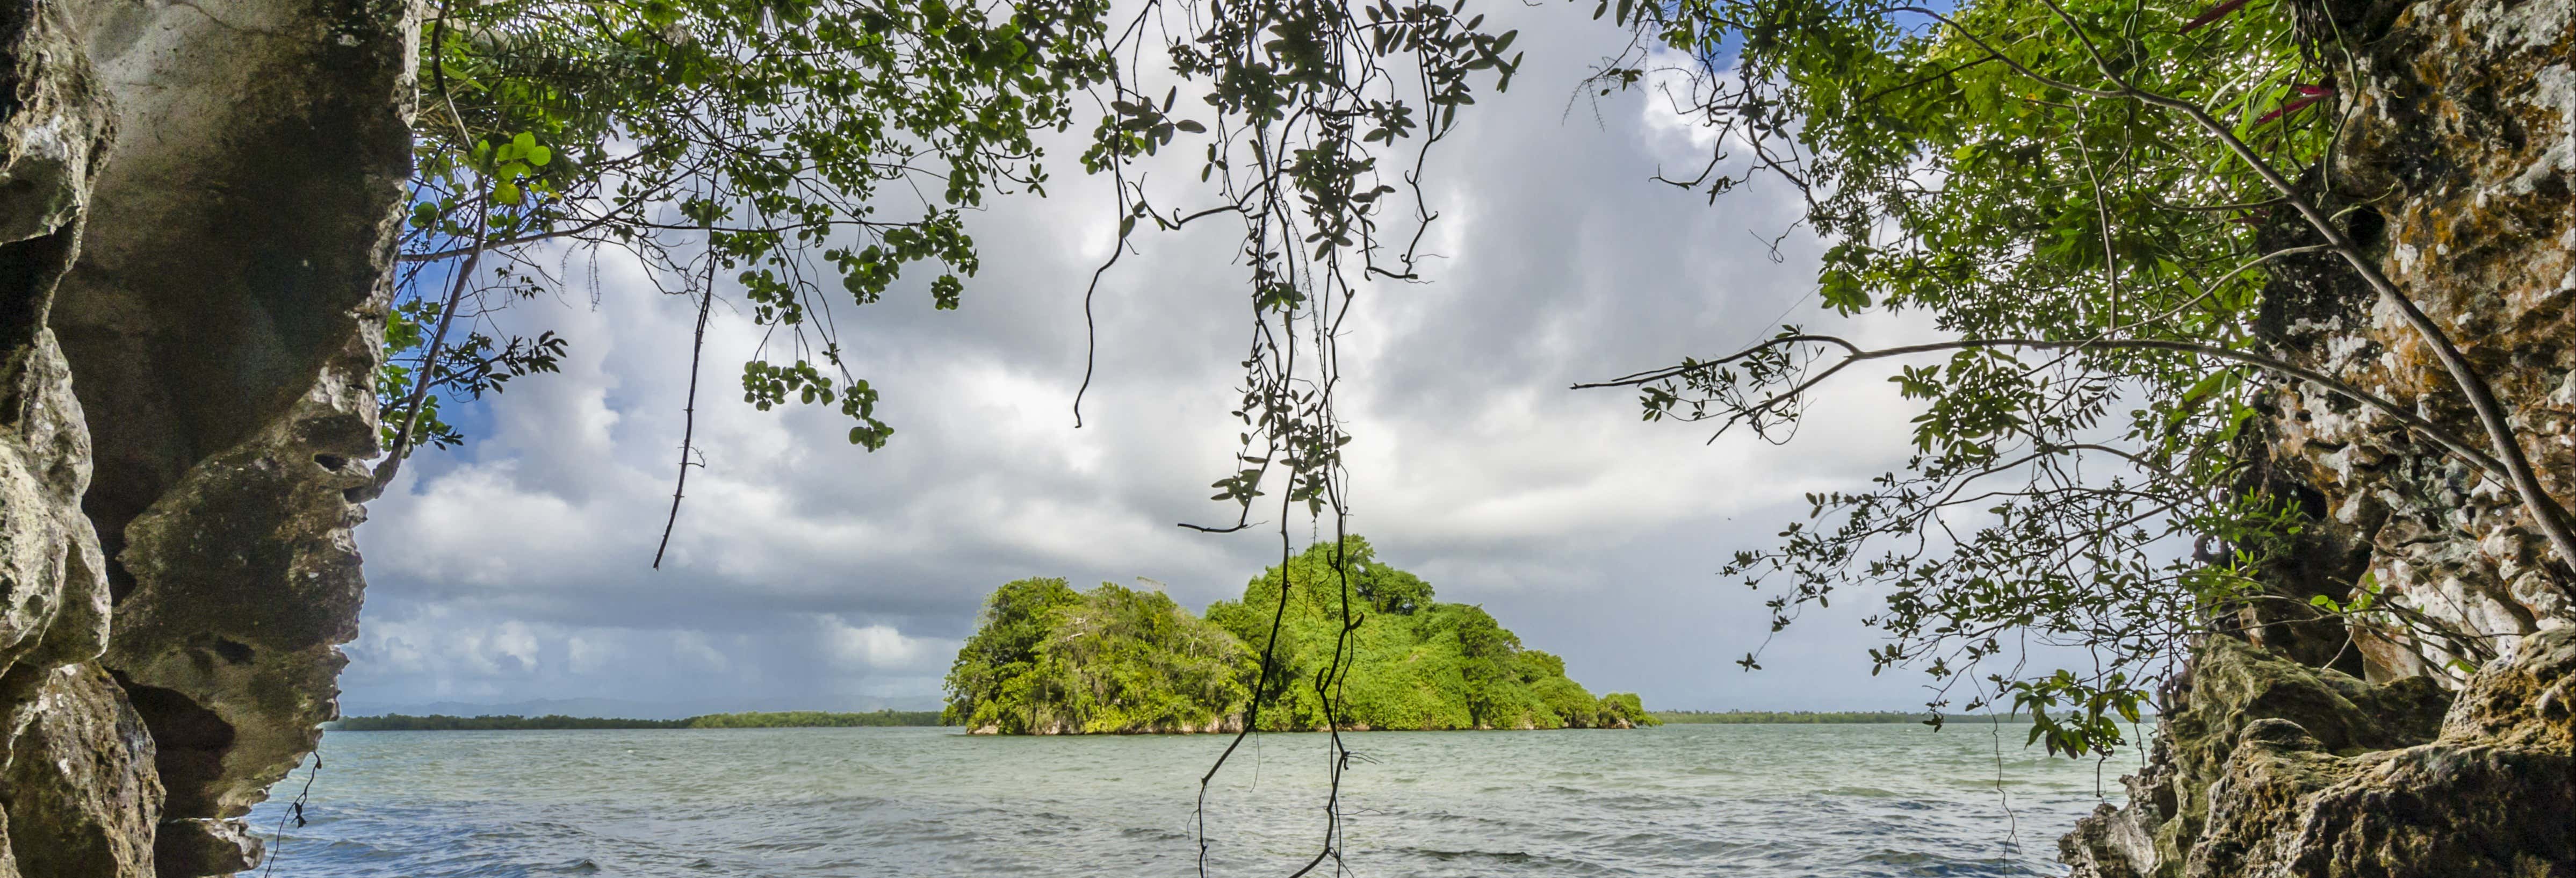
[2063,628,2576,876]
[2260,0,2576,680]
[0,2,136,874]
[0,0,408,872]
[2063,0,2576,873]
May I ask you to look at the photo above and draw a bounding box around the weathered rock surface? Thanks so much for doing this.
[2066,629,2576,877]
[42,0,412,869]
[2068,0,2576,871]
[2061,636,2449,877]
[4,665,161,878]
[2258,0,2576,679]
[1,0,113,704]
[2,0,139,874]
[146,820,257,878]
[1,0,408,870]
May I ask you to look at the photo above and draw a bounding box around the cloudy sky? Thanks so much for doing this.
[342,11,1968,716]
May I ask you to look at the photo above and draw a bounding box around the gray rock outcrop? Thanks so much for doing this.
[53,0,412,865]
[2065,628,2576,877]
[2065,0,2576,872]
[2,0,139,875]
[0,0,407,871]
[2257,0,2576,678]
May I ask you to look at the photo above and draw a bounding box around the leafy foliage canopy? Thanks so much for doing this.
[941,539,1656,733]
[1579,0,2571,756]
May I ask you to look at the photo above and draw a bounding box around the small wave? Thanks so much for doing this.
[1397,847,1623,875]
[1816,785,1902,797]
[272,723,2118,878]
[1853,848,2050,877]
[1417,847,1535,862]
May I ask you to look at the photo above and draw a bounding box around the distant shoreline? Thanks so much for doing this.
[327,710,944,731]
[329,709,2034,730]
[1650,710,2036,724]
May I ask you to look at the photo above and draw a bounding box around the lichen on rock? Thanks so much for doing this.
[2066,629,2576,878]
[4,665,162,878]
[2061,635,2449,877]
[2068,0,2576,870]
[1,0,137,873]
[2262,0,2576,680]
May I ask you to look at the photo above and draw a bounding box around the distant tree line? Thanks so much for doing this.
[330,710,943,731]
[1651,711,1931,725]
[1649,711,2062,724]
[682,710,944,728]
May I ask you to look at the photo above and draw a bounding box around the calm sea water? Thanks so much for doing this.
[248,723,2134,877]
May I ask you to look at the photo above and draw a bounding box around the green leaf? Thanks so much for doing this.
[1820,269,1871,313]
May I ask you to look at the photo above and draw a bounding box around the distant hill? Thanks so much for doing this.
[329,709,944,731]
[943,537,1658,734]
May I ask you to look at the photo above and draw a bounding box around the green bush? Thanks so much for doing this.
[1597,693,1658,727]
[946,580,1253,733]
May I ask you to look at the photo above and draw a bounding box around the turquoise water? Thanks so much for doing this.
[249,723,2133,877]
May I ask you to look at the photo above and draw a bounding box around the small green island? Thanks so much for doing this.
[942,537,1658,735]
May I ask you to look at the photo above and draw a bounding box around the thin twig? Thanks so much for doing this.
[1579,333,2513,484]
[256,754,322,878]
[653,219,719,569]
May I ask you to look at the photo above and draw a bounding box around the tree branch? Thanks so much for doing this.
[1577,334,2516,483]
[356,10,485,503]
[1986,0,2576,574]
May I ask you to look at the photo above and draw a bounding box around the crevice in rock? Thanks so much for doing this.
[207,639,251,666]
[0,225,75,365]
[109,675,234,821]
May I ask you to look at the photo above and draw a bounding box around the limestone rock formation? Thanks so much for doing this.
[2057,637,2443,876]
[2063,0,2576,871]
[0,0,408,870]
[4,666,161,878]
[53,0,409,863]
[2,0,134,874]
[2065,629,2576,877]
[2257,0,2576,680]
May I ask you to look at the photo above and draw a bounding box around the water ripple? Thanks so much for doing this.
[250,724,2124,877]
